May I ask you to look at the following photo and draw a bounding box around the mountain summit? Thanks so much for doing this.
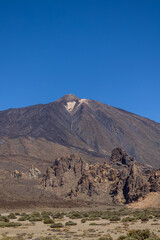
[0,94,160,169]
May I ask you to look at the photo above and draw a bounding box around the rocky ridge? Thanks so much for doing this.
[41,148,160,204]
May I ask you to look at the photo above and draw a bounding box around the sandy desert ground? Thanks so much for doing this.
[0,207,160,240]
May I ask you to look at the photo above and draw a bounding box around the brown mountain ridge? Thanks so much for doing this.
[0,93,160,207]
[0,94,160,170]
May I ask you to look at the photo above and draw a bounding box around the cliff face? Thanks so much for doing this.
[42,148,160,204]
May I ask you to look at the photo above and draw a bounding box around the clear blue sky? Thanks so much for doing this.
[0,0,160,122]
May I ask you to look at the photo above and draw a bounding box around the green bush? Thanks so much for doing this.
[89,222,97,225]
[41,211,52,218]
[81,218,87,223]
[65,221,77,226]
[50,223,64,228]
[31,211,41,217]
[101,214,110,220]
[28,216,42,222]
[141,215,149,222]
[43,218,54,224]
[98,234,113,240]
[0,216,9,222]
[20,212,27,216]
[8,213,16,219]
[109,216,121,222]
[122,217,135,222]
[18,216,27,221]
[66,211,83,219]
[88,216,100,221]
[118,229,159,240]
[51,212,64,219]
[0,222,22,228]
[15,212,20,215]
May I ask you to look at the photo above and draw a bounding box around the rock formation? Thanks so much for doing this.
[12,170,23,179]
[42,148,160,204]
[12,167,41,179]
[28,167,41,178]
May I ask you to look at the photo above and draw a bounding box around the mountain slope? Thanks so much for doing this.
[0,94,160,168]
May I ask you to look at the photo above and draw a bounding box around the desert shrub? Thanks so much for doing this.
[39,238,53,240]
[20,212,27,216]
[118,229,159,240]
[0,222,22,228]
[98,234,113,240]
[118,209,131,216]
[83,212,89,217]
[50,222,64,228]
[66,211,83,219]
[28,216,42,222]
[140,215,149,222]
[18,216,28,221]
[51,212,64,219]
[88,211,102,217]
[0,216,9,222]
[128,229,150,239]
[122,217,135,222]
[81,218,87,223]
[153,212,160,218]
[101,214,110,220]
[88,216,100,221]
[27,212,42,222]
[31,211,41,217]
[65,221,77,226]
[66,211,97,219]
[43,218,55,224]
[109,216,121,222]
[15,212,20,215]
[89,222,97,225]
[117,236,126,240]
[8,213,16,219]
[41,211,52,218]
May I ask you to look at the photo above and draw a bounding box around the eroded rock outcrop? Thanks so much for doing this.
[12,170,23,179]
[28,167,41,178]
[12,167,41,179]
[42,148,160,204]
[123,163,150,203]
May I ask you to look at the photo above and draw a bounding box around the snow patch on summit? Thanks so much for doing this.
[79,99,87,104]
[65,101,76,112]
[64,99,89,112]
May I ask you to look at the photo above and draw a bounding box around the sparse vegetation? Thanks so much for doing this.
[65,220,77,226]
[7,213,16,219]
[0,222,22,228]
[50,222,64,228]
[118,229,159,240]
[43,218,54,224]
[1,209,160,240]
[109,216,121,222]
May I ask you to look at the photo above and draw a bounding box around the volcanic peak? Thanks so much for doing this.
[56,94,88,113]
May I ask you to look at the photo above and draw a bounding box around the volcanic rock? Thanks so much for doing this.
[42,148,156,204]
